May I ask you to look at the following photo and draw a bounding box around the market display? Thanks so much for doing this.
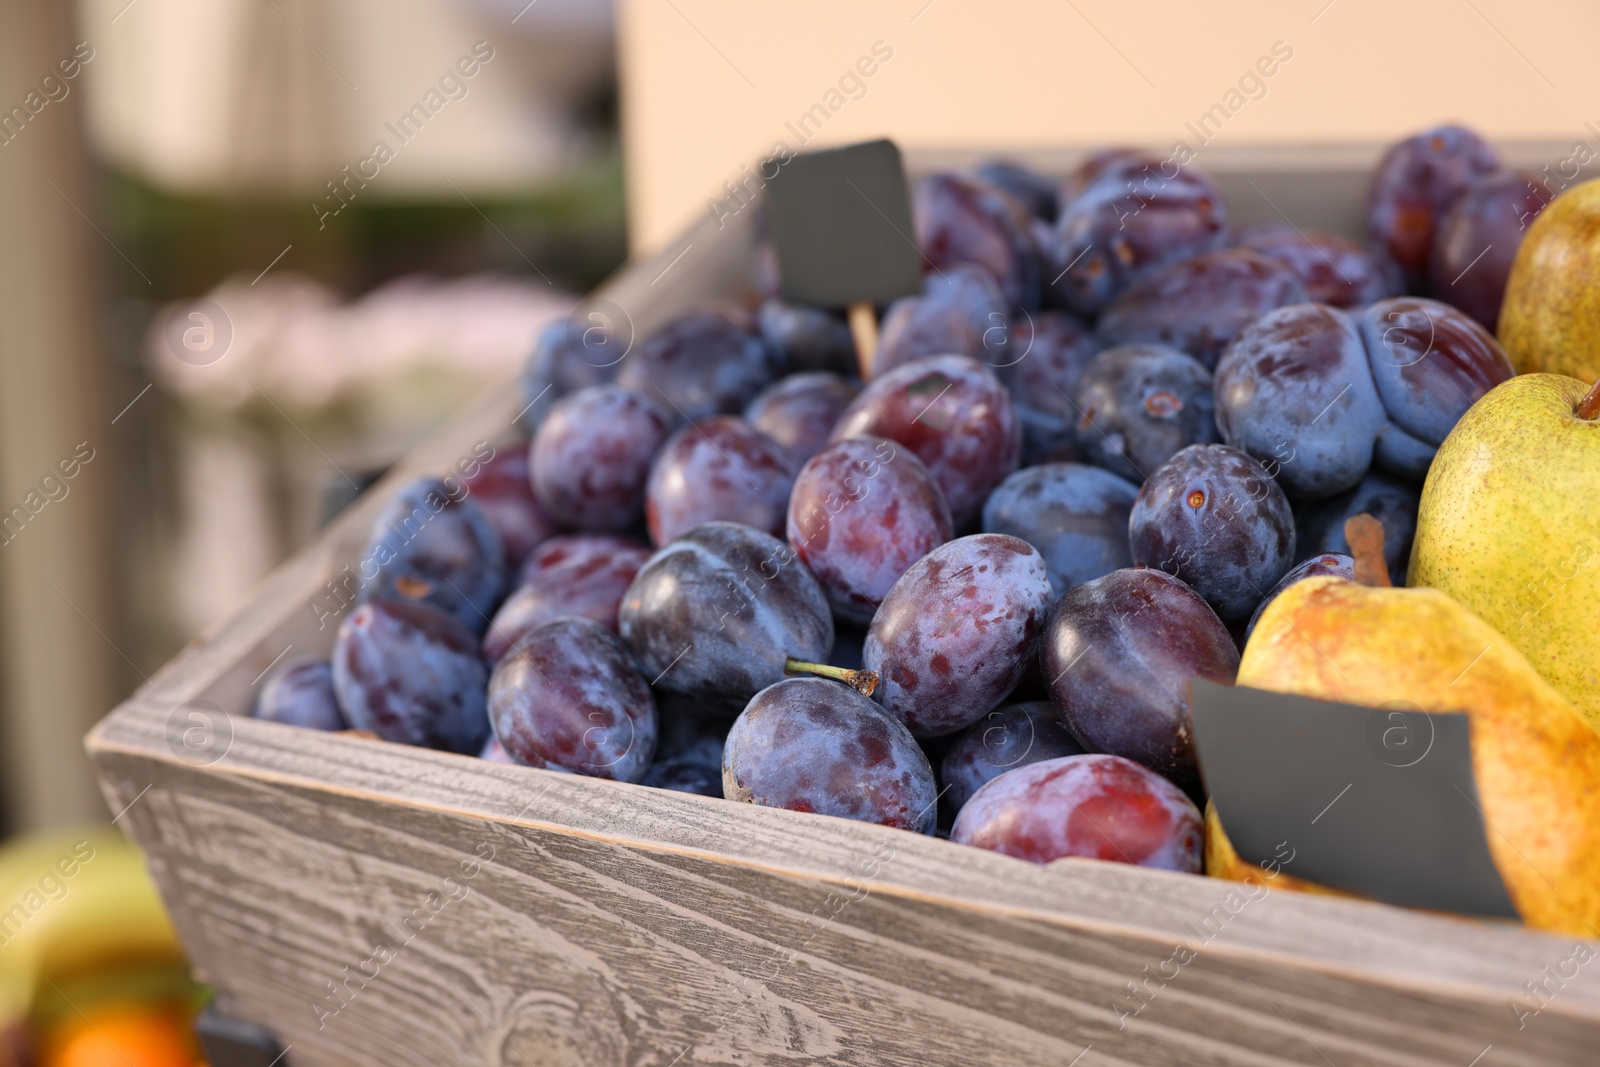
[257,125,1600,936]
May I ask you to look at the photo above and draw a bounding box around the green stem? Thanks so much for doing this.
[784,657,880,697]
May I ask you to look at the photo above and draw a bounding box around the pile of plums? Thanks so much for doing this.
[258,124,1526,879]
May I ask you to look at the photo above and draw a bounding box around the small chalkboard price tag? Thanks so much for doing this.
[764,138,924,376]
[1190,678,1518,918]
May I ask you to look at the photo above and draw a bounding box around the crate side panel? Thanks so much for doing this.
[96,750,1599,1067]
[94,708,1600,1009]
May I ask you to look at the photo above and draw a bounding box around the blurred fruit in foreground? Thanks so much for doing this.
[830,355,1021,526]
[980,463,1137,598]
[1043,568,1238,791]
[940,701,1086,814]
[1498,177,1600,383]
[1071,344,1216,482]
[1409,373,1600,725]
[1241,516,1600,934]
[1096,248,1306,368]
[951,754,1203,871]
[1428,170,1546,333]
[1366,124,1501,281]
[0,829,197,1067]
[1234,224,1402,309]
[0,833,177,997]
[39,1006,198,1067]
[866,534,1053,737]
[1058,148,1149,204]
[723,677,937,832]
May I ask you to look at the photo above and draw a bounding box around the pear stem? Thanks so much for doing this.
[1344,514,1393,588]
[1578,376,1600,421]
[785,657,880,696]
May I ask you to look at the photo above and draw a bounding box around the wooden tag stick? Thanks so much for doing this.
[847,302,879,380]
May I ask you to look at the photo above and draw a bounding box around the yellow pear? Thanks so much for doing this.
[0,828,186,1029]
[1499,178,1600,381]
[1409,373,1600,726]
[1228,517,1600,936]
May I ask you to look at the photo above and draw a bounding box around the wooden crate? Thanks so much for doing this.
[88,144,1600,1066]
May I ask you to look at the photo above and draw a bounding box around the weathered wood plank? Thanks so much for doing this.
[90,734,1598,1067]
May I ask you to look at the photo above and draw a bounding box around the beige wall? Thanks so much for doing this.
[77,0,615,195]
[620,0,1600,253]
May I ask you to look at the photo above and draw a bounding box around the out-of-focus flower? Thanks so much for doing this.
[148,273,574,413]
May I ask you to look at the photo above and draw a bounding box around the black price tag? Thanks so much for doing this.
[764,138,923,308]
[1190,678,1517,918]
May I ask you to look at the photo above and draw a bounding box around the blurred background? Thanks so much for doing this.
[3,0,1598,1060]
[2,0,624,839]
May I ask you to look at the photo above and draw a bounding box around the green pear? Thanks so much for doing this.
[1500,178,1600,381]
[1410,374,1600,726]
